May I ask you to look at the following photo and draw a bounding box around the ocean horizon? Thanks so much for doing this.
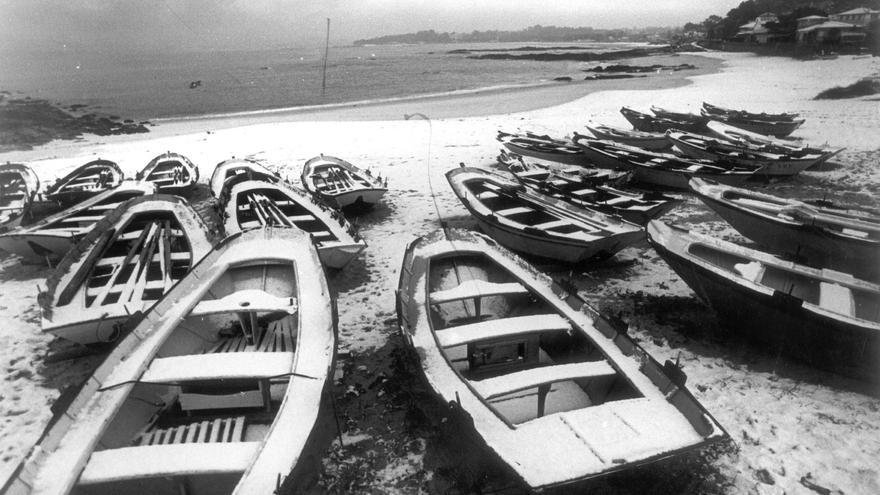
[0,42,649,121]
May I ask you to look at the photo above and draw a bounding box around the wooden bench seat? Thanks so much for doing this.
[436,314,570,348]
[94,250,190,267]
[471,361,616,399]
[137,352,294,384]
[819,282,854,317]
[287,214,315,222]
[429,279,529,305]
[495,206,534,217]
[189,289,297,317]
[532,219,570,230]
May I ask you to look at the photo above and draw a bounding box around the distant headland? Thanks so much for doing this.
[353,25,677,46]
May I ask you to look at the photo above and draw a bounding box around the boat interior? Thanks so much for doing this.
[688,242,880,322]
[57,210,195,308]
[74,258,301,495]
[39,189,149,235]
[146,158,194,188]
[234,187,338,243]
[426,252,641,426]
[310,164,374,194]
[0,171,29,210]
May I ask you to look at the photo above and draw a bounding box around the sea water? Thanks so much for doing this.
[0,42,644,120]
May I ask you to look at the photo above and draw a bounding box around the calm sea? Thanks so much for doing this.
[0,42,644,120]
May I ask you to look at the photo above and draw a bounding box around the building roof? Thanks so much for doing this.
[797,20,861,33]
[834,8,879,16]
[797,15,828,21]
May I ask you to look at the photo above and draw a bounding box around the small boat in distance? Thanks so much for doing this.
[39,194,213,345]
[0,181,156,263]
[44,159,124,207]
[138,151,200,194]
[497,130,591,167]
[446,166,644,263]
[301,154,388,210]
[584,123,669,151]
[690,178,880,279]
[5,227,336,495]
[647,220,880,380]
[0,163,40,230]
[222,179,366,269]
[396,229,728,491]
[209,158,281,199]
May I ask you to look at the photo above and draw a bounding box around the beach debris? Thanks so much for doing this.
[189,80,202,89]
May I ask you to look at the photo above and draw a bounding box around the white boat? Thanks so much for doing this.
[647,220,880,380]
[705,120,844,167]
[0,163,40,230]
[446,166,644,263]
[301,155,387,210]
[690,178,880,279]
[396,229,728,491]
[39,194,213,345]
[4,227,336,495]
[222,179,366,269]
[209,158,281,200]
[584,123,669,151]
[44,159,124,207]
[0,181,156,263]
[496,131,592,167]
[138,152,200,194]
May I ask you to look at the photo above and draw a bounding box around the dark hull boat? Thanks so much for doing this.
[446,166,643,263]
[499,152,678,225]
[209,158,281,200]
[702,102,800,123]
[0,181,156,263]
[650,106,709,127]
[39,195,213,345]
[139,152,200,194]
[301,155,387,210]
[701,108,804,138]
[584,124,669,151]
[572,136,757,190]
[0,163,40,230]
[396,229,728,491]
[690,178,880,280]
[4,228,336,495]
[222,179,366,269]
[619,107,706,134]
[44,159,124,207]
[496,131,591,167]
[647,221,880,380]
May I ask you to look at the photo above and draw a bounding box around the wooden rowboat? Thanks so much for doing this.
[396,229,728,491]
[0,181,156,263]
[498,151,678,225]
[702,102,800,123]
[496,131,592,167]
[4,227,336,495]
[0,163,40,231]
[222,179,366,269]
[38,194,213,345]
[138,152,200,194]
[497,150,629,187]
[705,120,844,167]
[649,106,709,127]
[301,155,387,210]
[619,107,706,134]
[699,110,804,138]
[209,158,281,200]
[446,166,644,263]
[690,178,880,280]
[584,124,669,151]
[647,220,880,380]
[44,159,124,207]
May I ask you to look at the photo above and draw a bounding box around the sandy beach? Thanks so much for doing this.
[1,50,879,493]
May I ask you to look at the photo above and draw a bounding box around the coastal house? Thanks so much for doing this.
[830,7,879,27]
[796,20,864,46]
[735,12,785,44]
[796,15,828,30]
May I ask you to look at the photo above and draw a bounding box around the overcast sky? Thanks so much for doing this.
[1,0,743,53]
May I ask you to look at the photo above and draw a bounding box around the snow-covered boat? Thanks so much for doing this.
[584,124,669,151]
[396,229,728,491]
[0,181,156,263]
[666,130,822,176]
[209,158,281,199]
[39,194,213,345]
[0,163,40,230]
[572,136,757,189]
[446,166,643,263]
[496,131,591,167]
[138,152,200,194]
[222,180,366,269]
[647,220,880,379]
[4,227,336,495]
[301,155,387,210]
[44,159,124,207]
[499,151,678,225]
[690,178,880,279]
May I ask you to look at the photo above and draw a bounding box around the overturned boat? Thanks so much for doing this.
[138,152,200,194]
[44,159,124,207]
[446,166,643,263]
[209,158,281,200]
[222,179,366,269]
[0,181,156,263]
[0,163,40,230]
[396,229,728,491]
[497,131,591,167]
[4,227,337,495]
[647,220,880,380]
[690,178,880,279]
[301,154,387,210]
[39,195,213,345]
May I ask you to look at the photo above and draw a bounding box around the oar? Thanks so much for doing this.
[127,222,162,303]
[94,221,156,306]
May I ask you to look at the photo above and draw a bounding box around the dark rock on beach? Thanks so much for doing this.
[584,63,697,73]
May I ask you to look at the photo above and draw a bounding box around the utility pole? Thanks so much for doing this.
[322,18,330,97]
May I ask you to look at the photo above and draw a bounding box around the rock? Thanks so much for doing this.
[755,468,775,485]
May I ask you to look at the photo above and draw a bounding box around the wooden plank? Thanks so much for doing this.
[436,314,571,348]
[196,421,209,443]
[472,361,616,399]
[210,419,222,442]
[185,424,198,443]
[92,221,155,306]
[429,279,528,305]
